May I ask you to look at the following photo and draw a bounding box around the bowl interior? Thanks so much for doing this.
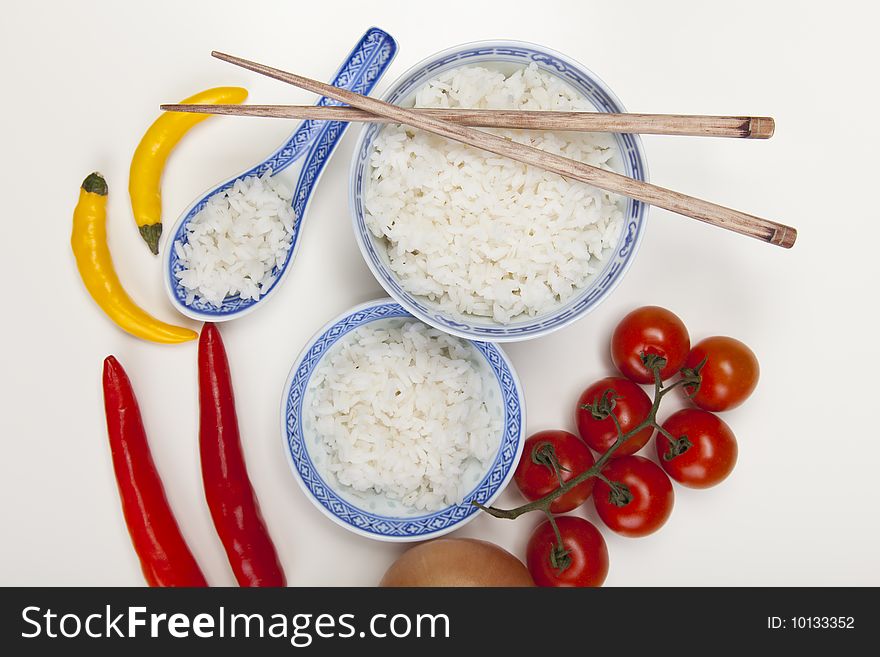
[281,300,524,540]
[351,42,648,341]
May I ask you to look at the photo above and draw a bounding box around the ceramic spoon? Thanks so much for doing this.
[162,27,397,321]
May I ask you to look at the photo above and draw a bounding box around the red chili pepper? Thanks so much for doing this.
[198,323,286,586]
[102,356,208,587]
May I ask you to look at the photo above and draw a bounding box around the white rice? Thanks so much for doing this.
[174,171,295,307]
[307,320,500,511]
[364,63,625,324]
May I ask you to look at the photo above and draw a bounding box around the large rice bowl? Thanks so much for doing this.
[363,63,625,325]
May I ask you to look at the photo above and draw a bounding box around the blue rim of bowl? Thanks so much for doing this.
[162,27,398,322]
[280,298,526,542]
[349,39,650,342]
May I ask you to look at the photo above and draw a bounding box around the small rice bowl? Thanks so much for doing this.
[363,63,625,325]
[305,319,503,511]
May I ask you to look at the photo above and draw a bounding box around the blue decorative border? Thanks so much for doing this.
[166,27,398,317]
[350,42,649,340]
[282,301,524,539]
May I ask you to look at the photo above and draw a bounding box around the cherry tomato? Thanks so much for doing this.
[514,430,595,513]
[527,516,609,587]
[576,377,653,457]
[682,336,759,411]
[593,455,673,537]
[611,306,690,383]
[656,409,737,488]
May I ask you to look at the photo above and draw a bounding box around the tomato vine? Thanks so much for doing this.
[474,356,702,568]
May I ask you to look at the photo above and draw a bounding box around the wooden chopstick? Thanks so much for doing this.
[159,104,775,139]
[210,51,796,249]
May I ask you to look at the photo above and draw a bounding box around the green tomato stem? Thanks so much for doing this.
[474,360,687,521]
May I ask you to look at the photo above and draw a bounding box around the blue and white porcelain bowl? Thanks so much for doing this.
[350,40,649,342]
[280,299,525,542]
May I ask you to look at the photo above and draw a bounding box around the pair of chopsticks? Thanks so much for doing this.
[162,52,796,249]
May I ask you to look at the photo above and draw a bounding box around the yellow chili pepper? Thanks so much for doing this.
[72,173,197,344]
[129,86,248,254]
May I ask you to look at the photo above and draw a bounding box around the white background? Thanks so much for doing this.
[1,0,877,586]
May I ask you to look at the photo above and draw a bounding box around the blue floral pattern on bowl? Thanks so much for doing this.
[163,27,397,321]
[280,299,526,541]
[350,40,649,342]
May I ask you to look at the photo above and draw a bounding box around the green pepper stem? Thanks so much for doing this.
[82,172,108,196]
